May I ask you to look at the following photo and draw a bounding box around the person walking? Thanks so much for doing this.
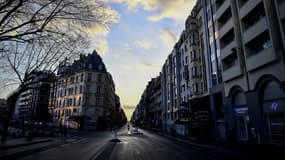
[63,125,67,143]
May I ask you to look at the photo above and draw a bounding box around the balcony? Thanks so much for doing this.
[239,0,262,19]
[219,18,233,39]
[221,39,235,59]
[222,63,242,82]
[246,47,276,71]
[243,17,268,44]
[216,0,231,20]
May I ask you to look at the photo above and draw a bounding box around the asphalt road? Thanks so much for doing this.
[18,126,282,160]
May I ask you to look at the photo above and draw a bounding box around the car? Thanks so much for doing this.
[131,127,139,133]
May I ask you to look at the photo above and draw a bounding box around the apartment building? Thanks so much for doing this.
[216,0,285,144]
[49,50,118,130]
[16,71,55,122]
[161,63,168,132]
[149,75,162,130]
[164,53,175,132]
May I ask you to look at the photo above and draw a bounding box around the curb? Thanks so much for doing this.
[0,139,53,150]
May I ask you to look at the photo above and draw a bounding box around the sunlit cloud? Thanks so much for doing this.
[86,6,120,55]
[123,105,136,109]
[160,28,178,46]
[106,0,159,12]
[148,0,195,22]
[92,36,109,55]
[141,62,159,68]
[106,0,195,22]
[135,39,153,50]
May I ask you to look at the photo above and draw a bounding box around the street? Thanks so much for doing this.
[7,125,279,160]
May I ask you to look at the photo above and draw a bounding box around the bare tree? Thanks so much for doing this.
[0,0,118,141]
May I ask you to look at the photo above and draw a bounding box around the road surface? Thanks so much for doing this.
[18,125,280,160]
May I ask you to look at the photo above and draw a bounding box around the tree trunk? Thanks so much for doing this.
[1,87,23,142]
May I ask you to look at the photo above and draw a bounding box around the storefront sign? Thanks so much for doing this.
[270,102,278,111]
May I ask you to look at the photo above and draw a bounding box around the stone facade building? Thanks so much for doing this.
[49,50,118,130]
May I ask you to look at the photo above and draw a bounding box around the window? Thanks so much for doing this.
[73,98,76,106]
[87,85,90,93]
[87,73,92,81]
[245,30,272,57]
[76,76,78,83]
[97,86,101,93]
[70,77,74,84]
[96,97,100,105]
[80,73,84,82]
[97,74,102,82]
[98,64,103,70]
[80,85,83,93]
[85,97,89,105]
[78,97,81,106]
[75,86,77,94]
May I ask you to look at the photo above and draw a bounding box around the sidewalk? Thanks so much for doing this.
[0,134,80,160]
[0,137,53,150]
[147,128,285,158]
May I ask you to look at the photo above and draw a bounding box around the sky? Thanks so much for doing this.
[0,0,196,121]
[94,0,196,120]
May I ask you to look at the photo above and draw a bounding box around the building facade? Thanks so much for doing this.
[216,0,285,144]
[16,71,55,122]
[132,0,285,145]
[49,50,118,130]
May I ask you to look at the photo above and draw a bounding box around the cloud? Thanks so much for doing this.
[122,43,132,52]
[122,105,136,109]
[92,36,109,55]
[160,28,178,46]
[148,0,195,21]
[85,6,120,55]
[135,39,153,50]
[106,0,159,12]
[106,0,196,22]
[87,25,109,56]
[142,62,158,68]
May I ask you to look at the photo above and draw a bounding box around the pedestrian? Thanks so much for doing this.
[63,125,67,137]
[59,123,63,137]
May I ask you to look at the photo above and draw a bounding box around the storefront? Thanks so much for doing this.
[233,92,250,142]
[262,81,285,144]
